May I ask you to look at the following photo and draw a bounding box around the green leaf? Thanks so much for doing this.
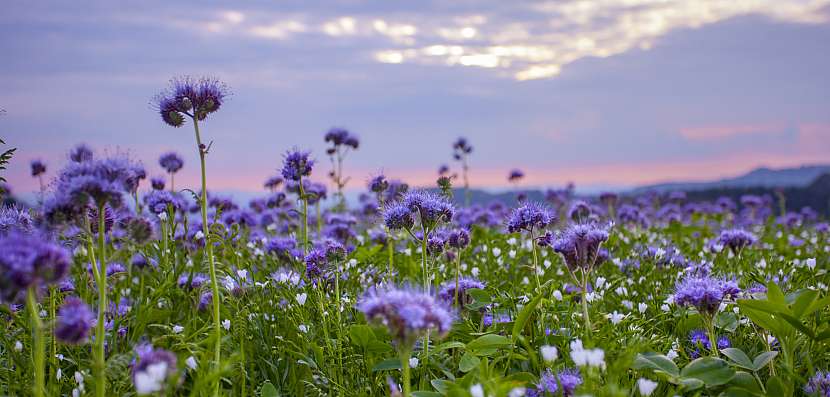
[435,341,466,352]
[431,379,452,394]
[777,312,815,339]
[791,289,818,318]
[466,334,512,356]
[766,376,792,397]
[716,312,739,333]
[680,357,736,386]
[729,371,762,393]
[678,377,705,391]
[349,325,375,348]
[718,387,763,397]
[512,293,544,340]
[260,381,279,397]
[766,283,789,310]
[632,352,680,378]
[459,352,480,373]
[720,348,753,370]
[372,358,402,372]
[751,351,778,371]
[412,392,442,397]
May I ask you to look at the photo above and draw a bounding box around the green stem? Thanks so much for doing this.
[400,348,412,397]
[27,287,44,397]
[95,203,107,397]
[192,116,222,396]
[531,233,540,291]
[581,278,591,335]
[705,316,719,358]
[315,202,322,237]
[454,252,461,306]
[298,175,308,255]
[49,286,57,395]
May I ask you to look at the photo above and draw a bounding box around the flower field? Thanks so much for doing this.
[1,77,829,397]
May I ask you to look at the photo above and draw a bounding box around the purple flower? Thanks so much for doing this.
[508,169,524,182]
[427,236,445,255]
[281,149,314,181]
[151,176,165,190]
[401,190,455,229]
[198,291,212,311]
[143,190,179,214]
[452,137,473,155]
[447,229,470,249]
[266,237,299,260]
[805,371,830,396]
[0,205,33,236]
[264,175,283,190]
[717,229,756,254]
[550,223,609,270]
[69,144,94,163]
[674,274,740,315]
[178,273,209,290]
[528,368,582,397]
[159,152,184,174]
[568,200,593,221]
[132,344,179,395]
[0,233,70,303]
[507,202,554,233]
[368,174,388,194]
[55,297,95,344]
[383,201,415,230]
[154,76,229,127]
[30,159,46,177]
[324,127,359,149]
[599,192,618,206]
[438,277,485,306]
[51,155,137,213]
[357,286,454,346]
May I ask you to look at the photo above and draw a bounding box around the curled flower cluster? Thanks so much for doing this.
[805,371,830,397]
[438,277,484,306]
[548,223,609,270]
[674,274,740,315]
[383,202,415,230]
[55,297,95,344]
[324,127,359,150]
[158,152,184,174]
[368,174,389,195]
[281,149,314,181]
[357,286,454,346]
[717,229,756,254]
[447,229,470,249]
[69,144,94,163]
[0,233,70,302]
[527,368,582,397]
[154,76,229,127]
[30,159,46,177]
[507,201,555,233]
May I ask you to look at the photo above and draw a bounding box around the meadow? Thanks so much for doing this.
[1,77,829,397]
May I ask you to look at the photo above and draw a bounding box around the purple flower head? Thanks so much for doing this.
[0,233,70,303]
[427,236,445,255]
[357,285,454,346]
[264,175,283,190]
[266,237,299,260]
[452,137,473,154]
[508,169,524,182]
[69,144,94,163]
[55,296,95,345]
[281,149,314,181]
[384,180,409,202]
[437,164,449,176]
[438,277,485,306]
[324,127,359,149]
[124,216,154,244]
[30,159,46,177]
[132,344,179,395]
[717,229,756,254]
[383,201,415,230]
[150,176,165,190]
[447,229,470,249]
[529,368,582,397]
[177,273,209,290]
[143,190,179,215]
[159,152,184,174]
[53,155,137,213]
[401,190,455,229]
[805,371,830,397]
[154,76,229,126]
[674,274,740,315]
[198,291,213,311]
[599,192,618,206]
[368,174,389,194]
[304,182,328,205]
[507,201,554,233]
[0,205,34,236]
[568,200,593,222]
[552,223,609,270]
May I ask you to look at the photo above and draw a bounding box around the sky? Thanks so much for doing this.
[1,0,829,199]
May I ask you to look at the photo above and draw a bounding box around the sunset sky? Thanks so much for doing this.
[1,0,829,198]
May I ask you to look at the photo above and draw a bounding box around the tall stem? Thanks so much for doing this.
[49,286,57,395]
[400,348,412,397]
[462,155,470,207]
[95,204,107,397]
[454,252,461,306]
[298,176,309,255]
[581,273,591,335]
[315,202,322,236]
[705,315,719,358]
[192,117,222,396]
[27,287,44,397]
[531,233,540,291]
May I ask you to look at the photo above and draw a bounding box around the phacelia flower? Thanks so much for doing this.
[447,229,471,249]
[51,155,138,214]
[805,371,830,397]
[132,344,179,395]
[151,176,165,190]
[508,169,524,182]
[281,149,314,181]
[159,152,184,174]
[383,201,415,230]
[30,159,46,177]
[69,144,94,163]
[368,174,389,194]
[674,274,740,315]
[264,175,283,190]
[324,127,359,149]
[528,368,582,397]
[55,297,95,344]
[357,286,454,346]
[154,76,229,126]
[717,229,756,254]
[438,278,485,306]
[0,233,70,303]
[507,202,555,233]
[400,190,455,230]
[551,223,609,270]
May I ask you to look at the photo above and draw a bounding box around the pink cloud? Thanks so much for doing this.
[679,123,785,141]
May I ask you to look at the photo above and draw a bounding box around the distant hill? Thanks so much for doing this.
[631,164,830,193]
